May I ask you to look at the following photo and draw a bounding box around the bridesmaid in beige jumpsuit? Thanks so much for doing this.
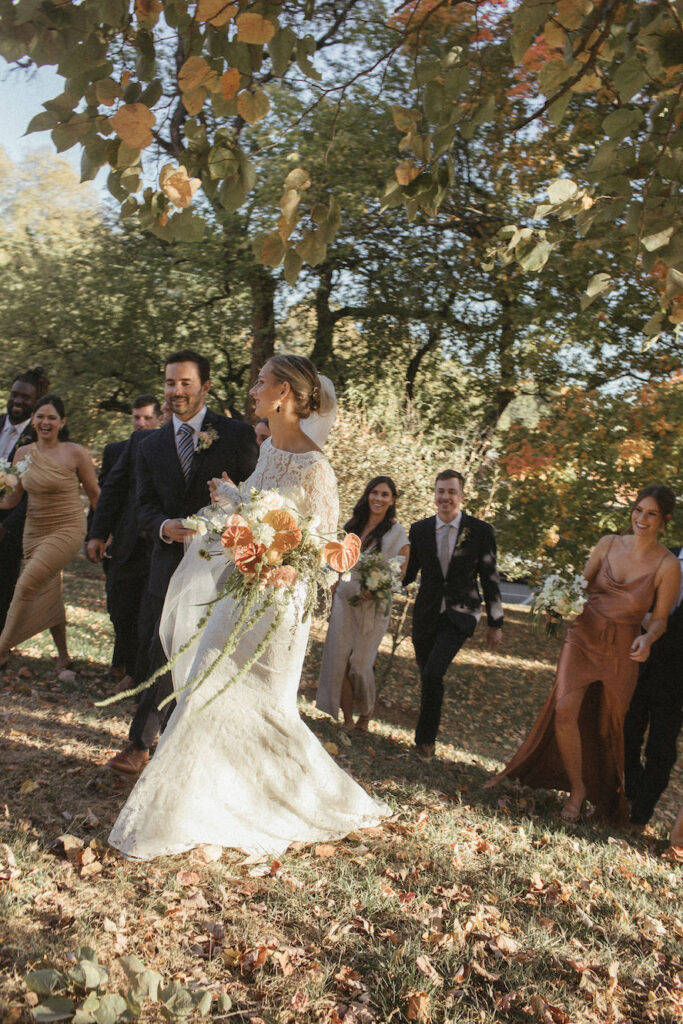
[0,394,99,671]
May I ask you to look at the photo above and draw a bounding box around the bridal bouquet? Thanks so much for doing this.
[530,571,588,637]
[348,550,405,616]
[0,455,30,496]
[100,487,361,712]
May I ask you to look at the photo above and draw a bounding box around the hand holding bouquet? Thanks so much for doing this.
[349,550,405,616]
[530,571,588,637]
[0,455,30,497]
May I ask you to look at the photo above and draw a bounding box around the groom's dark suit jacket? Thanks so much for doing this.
[137,408,258,600]
[404,512,504,637]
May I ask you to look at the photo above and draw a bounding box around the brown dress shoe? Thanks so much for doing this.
[106,744,149,776]
[414,743,435,761]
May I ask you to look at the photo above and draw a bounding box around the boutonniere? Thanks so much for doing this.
[196,426,219,453]
[455,526,470,549]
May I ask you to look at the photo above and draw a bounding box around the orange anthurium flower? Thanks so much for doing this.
[323,533,361,572]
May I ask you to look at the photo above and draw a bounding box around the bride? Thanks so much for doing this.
[109,355,391,860]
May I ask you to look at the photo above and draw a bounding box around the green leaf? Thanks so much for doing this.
[268,26,296,76]
[160,981,195,1020]
[511,0,554,63]
[518,240,551,273]
[580,272,612,308]
[217,993,232,1013]
[588,140,618,174]
[614,56,647,102]
[424,81,445,124]
[602,107,644,141]
[25,110,60,134]
[75,948,98,964]
[297,227,327,267]
[70,959,109,991]
[547,91,571,125]
[538,57,571,95]
[192,991,212,1015]
[25,971,67,997]
[93,993,128,1024]
[32,999,75,1023]
[51,115,89,153]
[413,56,441,87]
[168,210,206,243]
[443,67,468,99]
[297,35,321,81]
[140,78,163,108]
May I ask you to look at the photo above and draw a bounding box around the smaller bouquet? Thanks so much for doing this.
[0,455,30,497]
[530,570,588,637]
[349,551,405,616]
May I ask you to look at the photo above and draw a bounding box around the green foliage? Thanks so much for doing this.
[25,947,220,1023]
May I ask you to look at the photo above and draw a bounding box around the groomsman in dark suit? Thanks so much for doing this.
[106,349,258,775]
[403,470,504,758]
[624,545,683,825]
[0,367,49,632]
[87,395,163,683]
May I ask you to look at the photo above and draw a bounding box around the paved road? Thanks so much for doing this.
[500,581,533,605]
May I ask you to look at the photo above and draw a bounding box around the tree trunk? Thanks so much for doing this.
[248,264,276,414]
[310,264,338,375]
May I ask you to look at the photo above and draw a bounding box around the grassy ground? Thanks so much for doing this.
[1,556,681,1024]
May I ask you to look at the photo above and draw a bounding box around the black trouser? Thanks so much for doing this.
[624,659,683,824]
[128,590,175,751]
[0,535,22,635]
[105,559,148,677]
[413,612,470,746]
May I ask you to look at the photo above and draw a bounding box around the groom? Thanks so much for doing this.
[106,349,259,775]
[404,470,504,758]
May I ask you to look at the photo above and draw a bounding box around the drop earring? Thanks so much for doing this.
[276,403,281,413]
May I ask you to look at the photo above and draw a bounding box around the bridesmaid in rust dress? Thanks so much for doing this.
[0,395,99,672]
[485,485,680,825]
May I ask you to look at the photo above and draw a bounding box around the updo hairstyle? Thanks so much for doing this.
[631,484,675,523]
[267,355,322,419]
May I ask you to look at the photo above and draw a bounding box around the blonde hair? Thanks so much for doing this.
[267,354,322,419]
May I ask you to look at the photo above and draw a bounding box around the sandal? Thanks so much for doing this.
[560,793,586,823]
[354,715,371,732]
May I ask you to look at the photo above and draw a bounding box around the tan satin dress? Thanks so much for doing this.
[492,541,665,823]
[0,449,86,659]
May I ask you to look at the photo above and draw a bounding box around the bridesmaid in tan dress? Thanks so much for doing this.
[485,485,680,825]
[0,395,99,671]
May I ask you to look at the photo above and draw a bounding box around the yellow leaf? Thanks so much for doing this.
[195,0,237,27]
[236,89,270,124]
[236,12,276,45]
[220,67,241,100]
[95,78,122,107]
[261,231,285,267]
[181,87,207,116]
[121,71,131,88]
[178,56,212,93]
[110,103,155,149]
[395,160,420,185]
[406,991,430,1023]
[323,741,339,756]
[20,780,39,794]
[283,167,310,190]
[135,0,162,24]
[160,164,202,208]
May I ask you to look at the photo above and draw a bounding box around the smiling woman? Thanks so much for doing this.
[485,483,681,825]
[0,394,100,673]
[316,476,410,732]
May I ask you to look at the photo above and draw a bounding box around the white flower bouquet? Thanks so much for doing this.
[101,487,361,712]
[0,455,31,497]
[349,550,405,616]
[530,571,588,637]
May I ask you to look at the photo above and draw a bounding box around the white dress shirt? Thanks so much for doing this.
[160,407,208,541]
[436,510,462,611]
[0,417,30,461]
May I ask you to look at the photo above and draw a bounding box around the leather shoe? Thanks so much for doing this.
[414,743,435,761]
[106,744,149,776]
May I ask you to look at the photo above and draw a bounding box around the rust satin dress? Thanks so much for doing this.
[492,542,664,823]
[0,449,86,661]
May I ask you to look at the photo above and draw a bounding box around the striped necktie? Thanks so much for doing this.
[177,422,195,479]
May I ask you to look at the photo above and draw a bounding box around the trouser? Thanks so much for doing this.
[413,612,470,746]
[128,590,175,751]
[105,561,148,676]
[624,660,683,824]
[0,535,22,636]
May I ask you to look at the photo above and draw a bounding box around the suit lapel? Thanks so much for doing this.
[185,409,219,490]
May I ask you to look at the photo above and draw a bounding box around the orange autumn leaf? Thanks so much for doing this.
[314,844,336,858]
[110,103,155,149]
[195,0,237,27]
[220,66,241,100]
[178,56,212,93]
[236,12,276,44]
[160,164,202,208]
[395,160,420,185]
[323,533,361,572]
[406,990,430,1023]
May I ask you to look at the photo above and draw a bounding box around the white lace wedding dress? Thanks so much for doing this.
[109,440,391,860]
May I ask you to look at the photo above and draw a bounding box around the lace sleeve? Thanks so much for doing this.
[300,458,339,540]
[214,478,242,512]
